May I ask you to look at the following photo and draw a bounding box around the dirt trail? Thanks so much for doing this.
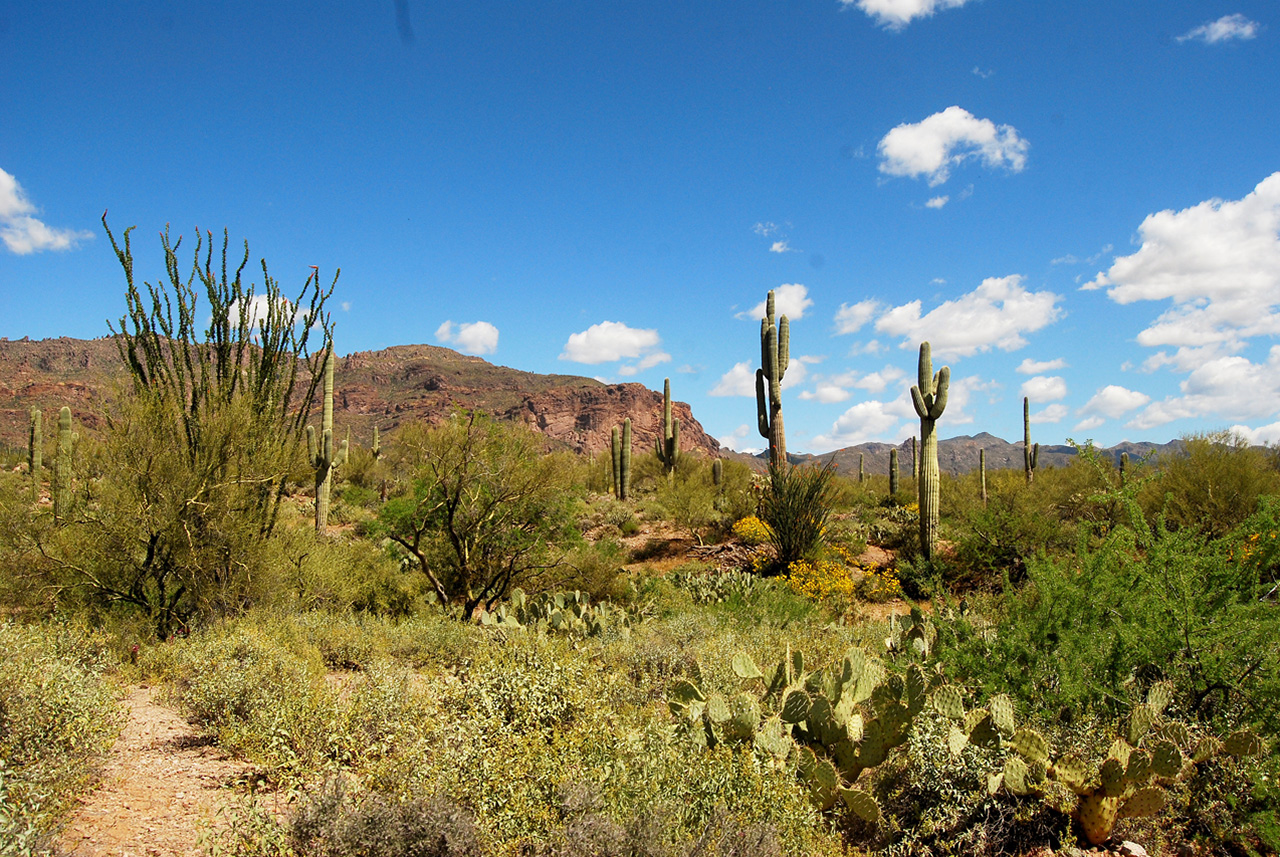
[56,686,261,857]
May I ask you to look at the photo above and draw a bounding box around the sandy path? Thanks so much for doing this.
[56,686,262,857]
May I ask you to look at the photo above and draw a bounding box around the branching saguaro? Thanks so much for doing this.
[756,290,789,465]
[1023,397,1039,484]
[911,342,949,561]
[655,379,679,476]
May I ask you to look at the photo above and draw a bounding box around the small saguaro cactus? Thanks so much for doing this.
[54,406,73,522]
[889,447,899,496]
[612,418,632,500]
[1023,397,1038,485]
[858,453,865,483]
[308,349,347,534]
[1119,451,1129,486]
[755,289,789,465]
[371,426,381,460]
[712,458,723,487]
[655,379,679,476]
[980,448,988,506]
[28,408,42,501]
[911,342,950,561]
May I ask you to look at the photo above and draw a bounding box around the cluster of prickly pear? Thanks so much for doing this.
[756,290,789,464]
[910,342,949,561]
[28,408,42,502]
[307,350,347,533]
[670,644,940,826]
[883,606,936,659]
[655,380,679,476]
[670,567,760,605]
[934,681,1266,846]
[478,588,639,639]
[1023,397,1039,485]
[611,418,632,499]
[53,406,74,522]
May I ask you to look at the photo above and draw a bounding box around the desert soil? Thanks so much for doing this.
[55,685,267,857]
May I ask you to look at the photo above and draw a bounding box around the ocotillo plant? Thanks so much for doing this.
[28,408,41,501]
[308,349,347,533]
[655,379,679,476]
[889,447,899,496]
[611,418,633,499]
[980,448,988,506]
[755,289,789,464]
[911,342,949,561]
[1023,397,1038,484]
[54,406,73,522]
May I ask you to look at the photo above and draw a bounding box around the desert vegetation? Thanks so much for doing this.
[0,265,1277,857]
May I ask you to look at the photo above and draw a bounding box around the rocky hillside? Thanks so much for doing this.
[0,337,721,458]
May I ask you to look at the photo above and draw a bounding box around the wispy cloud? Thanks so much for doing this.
[436,320,499,355]
[925,195,949,209]
[878,106,1028,187]
[0,167,93,254]
[1016,357,1067,374]
[770,240,798,253]
[1074,385,1151,431]
[1177,13,1259,44]
[841,0,975,30]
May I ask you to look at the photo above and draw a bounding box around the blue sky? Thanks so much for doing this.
[2,1,1279,454]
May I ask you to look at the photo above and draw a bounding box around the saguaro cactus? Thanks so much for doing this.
[712,458,723,487]
[980,448,988,506]
[655,379,679,476]
[889,448,899,496]
[911,342,950,561]
[28,408,42,501]
[54,406,73,522]
[612,418,633,499]
[911,436,918,480]
[371,426,381,460]
[1023,397,1038,485]
[858,453,865,483]
[308,350,346,533]
[1119,451,1129,486]
[755,290,789,465]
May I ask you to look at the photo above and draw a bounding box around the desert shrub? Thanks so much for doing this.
[1227,494,1280,601]
[0,622,124,845]
[290,778,481,857]
[669,563,764,606]
[655,462,720,545]
[732,515,773,546]
[545,537,629,601]
[786,558,857,602]
[1141,431,1280,538]
[278,532,422,617]
[758,460,835,573]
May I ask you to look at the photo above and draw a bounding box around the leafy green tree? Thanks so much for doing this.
[378,414,581,617]
[38,221,336,638]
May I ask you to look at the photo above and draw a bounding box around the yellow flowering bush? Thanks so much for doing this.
[732,515,774,546]
[856,565,904,602]
[786,558,858,601]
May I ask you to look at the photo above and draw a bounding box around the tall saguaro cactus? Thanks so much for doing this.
[889,448,899,496]
[54,406,73,522]
[755,290,789,465]
[28,408,42,501]
[911,342,950,561]
[308,350,347,533]
[612,418,632,499]
[655,379,679,476]
[1024,397,1039,485]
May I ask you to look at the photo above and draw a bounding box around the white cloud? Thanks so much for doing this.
[753,222,779,236]
[1129,347,1280,430]
[875,275,1062,358]
[617,350,672,376]
[1016,357,1067,374]
[925,195,949,209]
[941,375,1000,426]
[559,321,661,364]
[972,66,994,79]
[710,362,756,397]
[855,366,906,393]
[1074,416,1105,432]
[738,283,814,320]
[227,294,297,335]
[877,106,1029,187]
[436,320,499,355]
[1031,404,1069,424]
[842,0,974,30]
[1085,173,1280,352]
[835,300,880,335]
[1079,385,1151,420]
[1230,421,1280,446]
[1051,244,1112,266]
[0,168,93,255]
[812,401,905,450]
[1177,13,1259,44]
[770,240,797,253]
[340,301,352,312]
[1020,375,1067,401]
[718,424,762,453]
[799,383,852,404]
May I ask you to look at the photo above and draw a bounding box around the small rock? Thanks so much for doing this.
[1118,842,1149,857]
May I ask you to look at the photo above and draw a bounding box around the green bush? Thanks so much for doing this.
[0,623,124,846]
[1141,431,1280,538]
[758,460,834,572]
